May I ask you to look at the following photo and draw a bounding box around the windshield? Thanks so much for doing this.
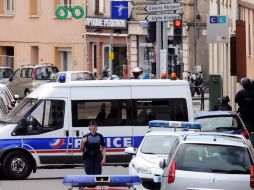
[195,116,241,131]
[140,135,177,154]
[175,144,252,174]
[3,98,37,123]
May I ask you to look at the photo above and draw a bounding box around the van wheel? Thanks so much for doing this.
[0,168,6,180]
[2,150,33,180]
[142,182,160,190]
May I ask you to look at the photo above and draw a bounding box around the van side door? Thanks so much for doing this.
[13,98,70,167]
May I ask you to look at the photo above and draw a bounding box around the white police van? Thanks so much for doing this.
[0,79,193,179]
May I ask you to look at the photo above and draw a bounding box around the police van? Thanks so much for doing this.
[0,79,193,179]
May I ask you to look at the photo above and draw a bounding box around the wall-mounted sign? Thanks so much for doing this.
[55,6,84,19]
[85,17,127,29]
[111,1,128,19]
[207,15,229,43]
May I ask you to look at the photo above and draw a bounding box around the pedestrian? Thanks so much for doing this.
[80,120,106,175]
[214,96,232,111]
[235,77,254,132]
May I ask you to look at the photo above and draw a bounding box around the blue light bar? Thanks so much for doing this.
[63,175,141,187]
[149,120,201,130]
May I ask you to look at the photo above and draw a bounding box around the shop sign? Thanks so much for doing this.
[85,17,127,29]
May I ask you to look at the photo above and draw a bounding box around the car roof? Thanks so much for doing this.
[19,63,56,69]
[179,132,248,147]
[145,130,188,136]
[194,111,237,118]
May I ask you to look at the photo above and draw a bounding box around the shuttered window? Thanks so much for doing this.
[30,0,39,15]
[0,0,4,14]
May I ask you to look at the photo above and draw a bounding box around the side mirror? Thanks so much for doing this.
[14,95,19,100]
[9,76,13,81]
[124,147,136,155]
[159,158,167,169]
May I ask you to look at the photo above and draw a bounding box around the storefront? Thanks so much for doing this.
[85,17,129,78]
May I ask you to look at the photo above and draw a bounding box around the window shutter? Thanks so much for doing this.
[236,20,246,82]
[95,0,99,15]
[230,35,236,76]
[99,0,104,14]
[0,0,4,14]
[30,0,36,15]
[54,0,60,12]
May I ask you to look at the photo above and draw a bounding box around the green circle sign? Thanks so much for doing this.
[55,6,84,19]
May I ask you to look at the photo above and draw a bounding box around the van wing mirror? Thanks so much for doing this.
[159,158,167,169]
[124,147,136,155]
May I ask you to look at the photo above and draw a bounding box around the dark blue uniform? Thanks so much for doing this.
[235,89,254,132]
[83,132,105,175]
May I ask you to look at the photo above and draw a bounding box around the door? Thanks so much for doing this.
[15,98,71,166]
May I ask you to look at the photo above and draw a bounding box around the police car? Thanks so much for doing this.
[124,121,201,190]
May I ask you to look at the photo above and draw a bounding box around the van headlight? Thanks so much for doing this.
[132,162,151,174]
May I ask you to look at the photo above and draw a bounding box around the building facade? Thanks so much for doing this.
[0,0,86,71]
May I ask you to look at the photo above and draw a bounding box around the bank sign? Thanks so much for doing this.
[207,15,229,43]
[85,17,127,29]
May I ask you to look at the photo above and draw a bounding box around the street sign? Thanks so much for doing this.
[146,13,181,22]
[145,3,181,12]
[207,15,229,43]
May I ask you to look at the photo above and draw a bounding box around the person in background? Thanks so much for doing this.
[80,120,106,174]
[213,96,232,111]
[235,77,254,133]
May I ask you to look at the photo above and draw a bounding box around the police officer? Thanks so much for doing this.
[80,120,106,174]
[215,96,232,111]
[235,77,254,132]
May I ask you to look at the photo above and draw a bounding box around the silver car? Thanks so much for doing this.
[160,133,254,190]
[7,63,58,98]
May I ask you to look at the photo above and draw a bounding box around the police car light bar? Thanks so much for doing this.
[149,120,201,130]
[63,175,141,188]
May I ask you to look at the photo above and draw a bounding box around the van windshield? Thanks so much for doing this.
[3,98,37,123]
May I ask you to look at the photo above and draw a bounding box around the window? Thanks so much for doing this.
[61,0,71,8]
[71,98,188,127]
[175,144,251,174]
[21,68,32,78]
[134,99,188,126]
[30,0,39,16]
[4,0,13,13]
[13,99,65,135]
[95,0,104,15]
[72,100,132,127]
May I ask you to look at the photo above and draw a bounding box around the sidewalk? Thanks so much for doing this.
[192,93,209,113]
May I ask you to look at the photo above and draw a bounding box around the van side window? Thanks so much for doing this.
[14,99,65,135]
[71,100,132,127]
[134,98,188,126]
[13,69,20,80]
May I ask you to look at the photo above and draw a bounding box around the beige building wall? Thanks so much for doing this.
[0,0,86,71]
[209,0,238,110]
[239,0,254,80]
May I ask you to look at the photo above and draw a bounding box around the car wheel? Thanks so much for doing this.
[142,182,159,190]
[0,168,6,180]
[2,150,33,180]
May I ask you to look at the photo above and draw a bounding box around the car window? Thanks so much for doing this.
[196,116,241,131]
[174,143,252,174]
[0,68,13,79]
[71,72,95,81]
[140,135,177,154]
[21,68,32,78]
[36,67,47,80]
[13,69,21,79]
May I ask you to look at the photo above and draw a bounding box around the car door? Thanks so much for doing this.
[17,98,71,166]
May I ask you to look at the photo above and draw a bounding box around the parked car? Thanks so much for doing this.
[0,66,13,84]
[7,63,58,98]
[160,132,254,190]
[125,121,201,190]
[52,71,96,83]
[0,84,19,108]
[194,111,249,138]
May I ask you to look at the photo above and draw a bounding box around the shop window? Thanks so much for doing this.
[61,0,71,8]
[30,0,39,16]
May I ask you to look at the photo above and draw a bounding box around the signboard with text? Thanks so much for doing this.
[85,17,127,29]
[146,13,181,22]
[207,15,229,43]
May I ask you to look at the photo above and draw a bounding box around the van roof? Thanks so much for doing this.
[27,79,189,99]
